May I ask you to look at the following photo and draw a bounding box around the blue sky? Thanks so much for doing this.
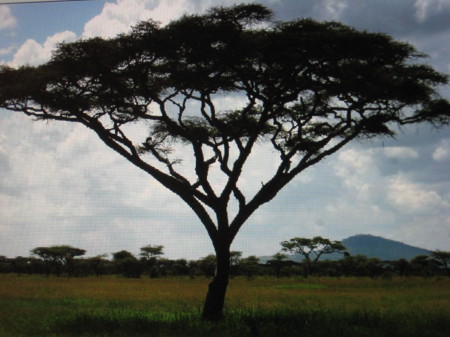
[1,0,450,259]
[1,1,103,48]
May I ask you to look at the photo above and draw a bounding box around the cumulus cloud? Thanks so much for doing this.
[387,174,449,213]
[337,148,374,174]
[432,139,450,162]
[0,45,15,56]
[383,147,420,160]
[313,0,348,21]
[414,0,450,23]
[334,148,379,200]
[9,31,77,67]
[396,213,450,251]
[82,0,153,38]
[0,113,209,258]
[82,0,261,38]
[0,6,16,31]
[327,144,450,249]
[82,0,197,38]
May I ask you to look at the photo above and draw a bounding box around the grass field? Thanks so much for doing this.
[0,275,449,337]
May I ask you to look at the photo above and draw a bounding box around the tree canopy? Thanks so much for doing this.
[140,245,164,261]
[281,236,347,263]
[30,245,86,262]
[30,245,86,276]
[1,3,450,320]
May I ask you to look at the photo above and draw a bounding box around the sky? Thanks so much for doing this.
[1,0,450,260]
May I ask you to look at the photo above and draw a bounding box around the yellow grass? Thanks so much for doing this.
[1,274,448,313]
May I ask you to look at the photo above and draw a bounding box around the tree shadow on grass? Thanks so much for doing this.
[54,311,247,337]
[53,309,450,337]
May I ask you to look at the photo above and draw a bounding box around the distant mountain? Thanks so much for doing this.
[340,234,431,261]
[260,234,432,263]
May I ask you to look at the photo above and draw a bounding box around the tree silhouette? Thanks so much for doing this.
[1,4,450,320]
[281,236,347,277]
[431,251,450,276]
[196,254,217,278]
[140,244,164,277]
[230,251,242,276]
[112,250,143,278]
[140,245,164,260]
[240,255,261,280]
[267,252,289,278]
[30,245,86,277]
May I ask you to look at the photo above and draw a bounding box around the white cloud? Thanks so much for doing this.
[0,113,207,258]
[82,0,196,38]
[432,138,450,162]
[414,0,450,22]
[396,214,450,251]
[9,31,77,67]
[312,0,348,21]
[81,0,260,39]
[0,6,16,31]
[383,146,419,160]
[334,148,378,199]
[325,200,396,236]
[0,45,15,56]
[9,39,42,67]
[337,148,374,174]
[387,174,449,213]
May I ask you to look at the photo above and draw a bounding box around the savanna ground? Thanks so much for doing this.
[0,274,449,337]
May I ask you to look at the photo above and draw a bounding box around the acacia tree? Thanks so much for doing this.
[140,244,164,277]
[1,4,450,320]
[140,244,164,261]
[281,236,347,277]
[30,245,86,277]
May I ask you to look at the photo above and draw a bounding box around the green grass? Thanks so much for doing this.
[273,283,327,290]
[0,275,449,337]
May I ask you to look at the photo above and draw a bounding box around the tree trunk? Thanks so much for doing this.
[202,245,230,321]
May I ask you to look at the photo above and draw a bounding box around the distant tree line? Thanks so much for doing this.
[0,238,449,279]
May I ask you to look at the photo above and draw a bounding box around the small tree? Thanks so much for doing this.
[391,258,410,278]
[168,259,190,276]
[410,255,438,277]
[196,254,217,277]
[267,252,288,278]
[140,244,164,277]
[431,251,450,276]
[230,251,242,276]
[362,257,384,278]
[61,246,87,277]
[11,256,31,276]
[281,236,346,277]
[112,250,144,278]
[85,254,109,277]
[140,245,164,260]
[2,4,450,319]
[30,245,86,277]
[240,255,261,279]
[0,256,11,274]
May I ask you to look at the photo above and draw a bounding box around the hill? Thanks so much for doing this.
[261,234,432,263]
[340,234,431,261]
